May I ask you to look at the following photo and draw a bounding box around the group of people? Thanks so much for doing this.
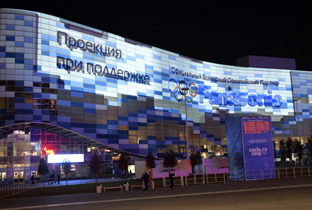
[142,170,175,190]
[49,173,61,184]
[30,173,61,185]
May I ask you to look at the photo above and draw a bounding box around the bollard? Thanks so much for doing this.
[163,177,166,187]
[181,176,184,186]
[293,168,296,178]
[203,174,205,185]
[96,185,102,193]
[123,183,129,191]
[185,176,188,186]
[308,168,311,177]
[194,174,196,184]
[223,173,226,183]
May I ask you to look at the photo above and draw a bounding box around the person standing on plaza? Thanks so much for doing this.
[49,173,53,185]
[143,172,149,190]
[30,175,35,186]
[52,173,56,183]
[148,172,153,190]
[57,174,61,184]
[169,170,175,190]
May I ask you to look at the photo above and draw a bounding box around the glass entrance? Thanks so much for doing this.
[13,171,24,183]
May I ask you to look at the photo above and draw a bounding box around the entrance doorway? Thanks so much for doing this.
[13,171,24,183]
[0,172,7,185]
[31,170,38,183]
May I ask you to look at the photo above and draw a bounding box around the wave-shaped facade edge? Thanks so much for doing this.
[0,8,311,183]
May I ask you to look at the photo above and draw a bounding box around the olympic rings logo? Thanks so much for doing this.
[168,78,198,102]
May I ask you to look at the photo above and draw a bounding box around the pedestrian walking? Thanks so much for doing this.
[30,175,35,186]
[143,172,149,190]
[52,173,56,183]
[57,174,61,184]
[49,173,53,185]
[169,170,175,190]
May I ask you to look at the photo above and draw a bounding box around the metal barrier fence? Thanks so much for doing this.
[185,174,205,186]
[3,167,312,197]
[0,183,29,199]
[277,167,312,178]
[245,169,276,181]
[163,176,184,187]
[161,167,312,188]
[206,173,226,184]
[227,171,245,182]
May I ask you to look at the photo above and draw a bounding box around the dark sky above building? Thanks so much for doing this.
[2,1,312,71]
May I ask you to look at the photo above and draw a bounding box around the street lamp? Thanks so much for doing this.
[294,99,301,143]
[181,87,190,159]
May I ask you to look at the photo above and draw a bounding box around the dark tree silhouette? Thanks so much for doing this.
[189,151,203,174]
[286,137,293,166]
[62,158,72,185]
[293,139,303,166]
[38,158,49,187]
[118,153,131,183]
[89,151,102,183]
[146,152,156,174]
[279,140,286,166]
[163,150,177,170]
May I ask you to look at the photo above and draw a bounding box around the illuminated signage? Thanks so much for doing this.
[46,150,54,155]
[41,147,54,155]
[47,154,84,163]
[57,31,122,59]
[56,30,150,85]
[169,78,283,107]
[56,56,150,85]
[171,67,280,87]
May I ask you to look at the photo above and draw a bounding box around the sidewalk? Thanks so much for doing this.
[1,177,312,209]
[26,177,124,189]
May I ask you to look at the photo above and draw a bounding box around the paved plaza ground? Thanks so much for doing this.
[1,177,312,209]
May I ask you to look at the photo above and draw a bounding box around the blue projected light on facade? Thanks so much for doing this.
[1,8,312,185]
[168,78,283,107]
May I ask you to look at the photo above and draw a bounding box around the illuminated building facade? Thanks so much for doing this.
[0,8,312,183]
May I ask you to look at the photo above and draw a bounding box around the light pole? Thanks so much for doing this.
[294,99,301,143]
[280,118,284,140]
[181,87,189,159]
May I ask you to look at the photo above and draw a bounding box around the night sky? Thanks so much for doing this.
[2,1,312,71]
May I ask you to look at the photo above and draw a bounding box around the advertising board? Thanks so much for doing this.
[241,117,275,180]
